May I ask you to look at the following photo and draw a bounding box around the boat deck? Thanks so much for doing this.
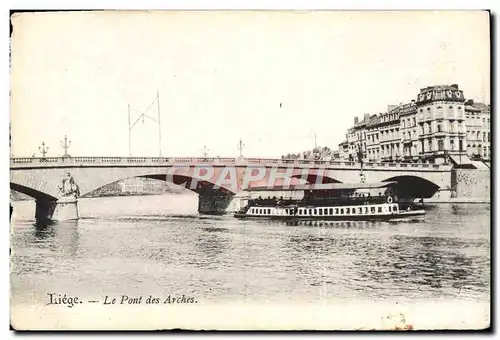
[235,203,425,221]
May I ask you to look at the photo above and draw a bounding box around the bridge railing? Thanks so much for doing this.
[10,156,452,170]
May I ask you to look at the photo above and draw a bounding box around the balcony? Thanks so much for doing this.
[432,131,447,137]
[420,115,432,123]
[449,131,466,137]
[418,133,431,139]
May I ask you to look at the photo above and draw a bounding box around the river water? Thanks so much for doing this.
[10,194,491,329]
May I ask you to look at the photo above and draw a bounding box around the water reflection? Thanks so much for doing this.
[31,219,81,257]
[351,235,489,298]
[284,220,382,229]
[33,219,57,240]
[191,228,231,268]
[12,220,81,276]
[287,234,338,255]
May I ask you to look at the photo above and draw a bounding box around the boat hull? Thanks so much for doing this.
[234,210,425,222]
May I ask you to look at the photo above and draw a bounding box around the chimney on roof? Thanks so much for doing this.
[354,117,359,124]
[465,99,474,106]
[363,113,370,121]
[451,84,459,89]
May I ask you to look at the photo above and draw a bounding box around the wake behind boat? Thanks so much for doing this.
[234,182,425,222]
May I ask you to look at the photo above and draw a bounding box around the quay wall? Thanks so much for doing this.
[452,168,490,201]
[421,168,490,203]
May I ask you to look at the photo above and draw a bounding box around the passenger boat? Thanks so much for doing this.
[234,182,425,221]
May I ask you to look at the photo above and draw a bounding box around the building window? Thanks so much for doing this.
[438,139,444,151]
[437,123,442,132]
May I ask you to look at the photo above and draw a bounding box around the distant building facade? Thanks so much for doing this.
[464,100,490,161]
[119,177,168,194]
[415,84,466,164]
[84,177,169,197]
[337,84,490,165]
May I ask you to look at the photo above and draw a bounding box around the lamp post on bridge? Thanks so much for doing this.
[202,145,209,160]
[237,138,245,158]
[38,142,49,159]
[357,146,365,183]
[61,135,71,158]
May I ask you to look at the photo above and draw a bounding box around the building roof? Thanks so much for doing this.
[416,84,464,104]
[366,114,381,127]
[465,101,490,113]
[420,84,459,92]
[465,105,481,113]
[473,102,490,113]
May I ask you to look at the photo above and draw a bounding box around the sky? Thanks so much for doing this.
[10,10,490,158]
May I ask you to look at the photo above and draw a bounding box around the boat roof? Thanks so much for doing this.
[247,181,398,192]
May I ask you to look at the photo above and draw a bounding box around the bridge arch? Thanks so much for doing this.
[81,172,237,198]
[142,174,236,196]
[382,175,440,198]
[10,171,60,200]
[290,172,341,185]
[10,182,57,201]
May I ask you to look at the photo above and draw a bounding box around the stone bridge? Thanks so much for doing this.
[10,156,453,220]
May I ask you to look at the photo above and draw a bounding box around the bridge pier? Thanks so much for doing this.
[35,198,79,221]
[198,191,242,215]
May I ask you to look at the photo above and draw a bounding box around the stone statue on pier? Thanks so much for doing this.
[58,172,80,198]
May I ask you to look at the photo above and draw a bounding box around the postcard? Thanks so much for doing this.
[9,10,490,331]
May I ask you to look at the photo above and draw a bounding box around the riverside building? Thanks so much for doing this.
[338,84,490,166]
[465,100,491,161]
